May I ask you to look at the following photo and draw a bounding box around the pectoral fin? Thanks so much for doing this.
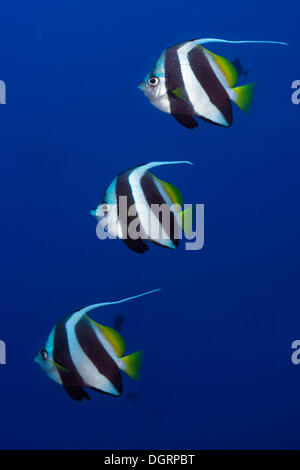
[53,360,69,373]
[170,87,186,100]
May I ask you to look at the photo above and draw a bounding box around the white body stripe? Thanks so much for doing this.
[129,168,174,248]
[66,312,119,396]
[177,43,228,126]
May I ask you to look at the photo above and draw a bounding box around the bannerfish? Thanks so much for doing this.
[34,289,160,401]
[138,38,287,129]
[91,161,193,254]
[232,58,250,79]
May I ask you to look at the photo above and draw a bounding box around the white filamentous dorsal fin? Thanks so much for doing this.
[132,161,193,178]
[193,38,288,46]
[76,288,161,318]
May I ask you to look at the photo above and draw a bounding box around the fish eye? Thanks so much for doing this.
[101,203,110,213]
[148,76,160,87]
[40,348,48,360]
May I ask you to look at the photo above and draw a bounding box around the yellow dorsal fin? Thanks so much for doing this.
[202,47,238,88]
[90,319,125,357]
[152,174,183,208]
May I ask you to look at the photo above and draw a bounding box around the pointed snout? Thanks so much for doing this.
[90,209,97,217]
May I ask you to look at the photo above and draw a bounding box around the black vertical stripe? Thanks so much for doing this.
[187,46,233,126]
[75,317,123,396]
[115,169,135,236]
[165,45,195,116]
[115,168,149,253]
[140,172,179,248]
[53,317,86,388]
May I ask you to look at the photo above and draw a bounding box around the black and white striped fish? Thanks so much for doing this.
[91,161,193,254]
[138,38,287,129]
[34,289,160,401]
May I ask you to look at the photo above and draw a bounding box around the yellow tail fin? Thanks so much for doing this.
[122,351,143,381]
[179,205,194,237]
[232,83,256,113]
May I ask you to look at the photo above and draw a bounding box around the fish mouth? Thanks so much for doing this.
[90,209,97,218]
[137,81,145,90]
[91,208,108,222]
[91,208,106,220]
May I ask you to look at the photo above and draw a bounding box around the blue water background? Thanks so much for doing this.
[0,0,300,450]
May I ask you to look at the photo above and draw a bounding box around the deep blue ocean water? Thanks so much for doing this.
[0,0,300,450]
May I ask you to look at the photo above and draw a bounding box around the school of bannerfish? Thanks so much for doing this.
[35,36,287,401]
